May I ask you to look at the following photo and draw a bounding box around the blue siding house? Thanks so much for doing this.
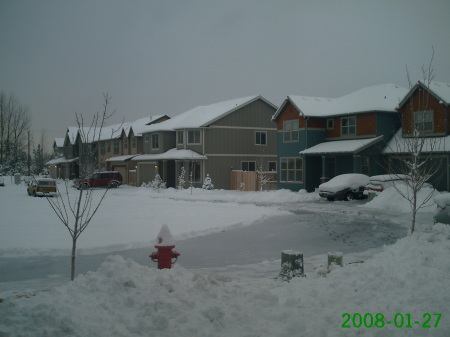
[272,84,408,191]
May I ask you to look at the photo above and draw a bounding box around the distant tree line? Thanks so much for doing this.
[0,91,32,175]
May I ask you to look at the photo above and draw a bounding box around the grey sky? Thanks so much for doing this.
[1,0,450,152]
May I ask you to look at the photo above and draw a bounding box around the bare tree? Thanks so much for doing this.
[45,93,121,280]
[0,92,31,173]
[387,48,442,234]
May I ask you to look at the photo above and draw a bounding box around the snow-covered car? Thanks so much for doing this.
[364,174,433,199]
[433,193,450,224]
[319,173,369,201]
[0,175,4,186]
[27,177,58,197]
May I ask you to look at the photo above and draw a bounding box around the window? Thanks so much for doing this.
[113,140,119,154]
[151,134,159,149]
[341,117,356,136]
[268,161,277,172]
[145,135,149,143]
[255,131,267,145]
[361,156,370,175]
[188,130,201,144]
[189,161,201,182]
[283,120,299,142]
[177,131,184,145]
[414,110,433,132]
[327,119,334,130]
[280,158,303,182]
[241,161,256,171]
[131,137,136,148]
[123,139,128,149]
[100,142,105,155]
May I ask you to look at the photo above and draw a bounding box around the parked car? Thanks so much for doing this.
[319,173,369,201]
[0,175,4,186]
[27,177,58,197]
[433,193,450,224]
[364,174,433,199]
[75,171,123,189]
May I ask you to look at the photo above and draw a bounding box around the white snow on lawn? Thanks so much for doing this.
[0,180,310,257]
[1,223,449,337]
[1,177,449,336]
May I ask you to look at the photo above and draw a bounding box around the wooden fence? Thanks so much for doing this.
[230,170,277,191]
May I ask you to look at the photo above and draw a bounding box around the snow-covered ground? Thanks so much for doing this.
[0,178,449,336]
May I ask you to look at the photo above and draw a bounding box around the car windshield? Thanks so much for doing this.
[37,180,56,186]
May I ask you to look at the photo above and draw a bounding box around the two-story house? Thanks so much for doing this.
[132,96,278,189]
[383,81,450,191]
[104,115,169,185]
[272,84,408,191]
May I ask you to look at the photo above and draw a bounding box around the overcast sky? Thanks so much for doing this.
[1,0,450,152]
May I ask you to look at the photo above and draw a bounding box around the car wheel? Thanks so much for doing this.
[109,181,118,188]
[33,191,37,197]
[80,183,89,190]
[345,192,354,201]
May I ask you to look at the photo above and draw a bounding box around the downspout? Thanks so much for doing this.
[303,116,309,189]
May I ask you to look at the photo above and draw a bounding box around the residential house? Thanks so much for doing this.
[272,84,408,191]
[383,81,450,191]
[104,115,169,185]
[133,96,278,190]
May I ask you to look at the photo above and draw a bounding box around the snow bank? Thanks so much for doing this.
[363,185,438,213]
[1,224,449,336]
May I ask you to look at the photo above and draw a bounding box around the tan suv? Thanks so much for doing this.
[27,178,58,197]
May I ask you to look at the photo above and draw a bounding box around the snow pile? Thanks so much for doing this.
[363,185,438,213]
[1,224,449,336]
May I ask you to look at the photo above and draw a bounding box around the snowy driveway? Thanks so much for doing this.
[0,199,407,289]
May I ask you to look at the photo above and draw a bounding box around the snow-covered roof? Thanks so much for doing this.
[132,149,207,161]
[106,155,138,162]
[139,96,274,134]
[300,136,384,155]
[382,129,450,154]
[398,81,450,108]
[53,138,65,148]
[123,115,169,137]
[273,84,408,119]
[46,157,78,165]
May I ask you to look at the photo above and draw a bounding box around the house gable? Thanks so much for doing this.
[398,81,449,135]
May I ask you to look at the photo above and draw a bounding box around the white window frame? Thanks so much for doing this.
[341,116,356,136]
[414,110,433,133]
[255,131,267,146]
[283,120,299,142]
[280,157,303,183]
[327,118,334,130]
[177,131,184,145]
[151,134,159,149]
[187,130,201,145]
[241,161,256,171]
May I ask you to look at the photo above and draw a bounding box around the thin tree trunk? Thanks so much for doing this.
[71,236,77,281]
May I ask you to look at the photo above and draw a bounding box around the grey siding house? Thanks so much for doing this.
[133,96,278,189]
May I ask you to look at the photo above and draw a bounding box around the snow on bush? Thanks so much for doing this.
[1,224,449,336]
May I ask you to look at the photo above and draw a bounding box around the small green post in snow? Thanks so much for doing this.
[279,250,304,281]
[327,251,343,268]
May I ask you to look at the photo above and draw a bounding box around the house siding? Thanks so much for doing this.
[399,88,447,134]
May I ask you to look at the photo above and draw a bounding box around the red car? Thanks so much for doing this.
[75,171,123,189]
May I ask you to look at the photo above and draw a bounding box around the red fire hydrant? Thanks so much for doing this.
[150,224,180,269]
